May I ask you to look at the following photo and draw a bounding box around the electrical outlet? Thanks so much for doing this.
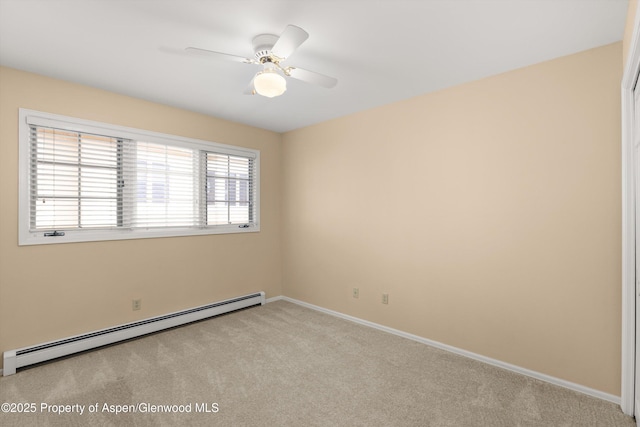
[382,293,389,304]
[353,288,359,298]
[132,299,141,311]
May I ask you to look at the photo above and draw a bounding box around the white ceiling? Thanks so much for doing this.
[0,0,629,133]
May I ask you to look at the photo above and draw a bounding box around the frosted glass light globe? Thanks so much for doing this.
[254,70,287,98]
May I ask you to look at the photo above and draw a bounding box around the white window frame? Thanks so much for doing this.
[18,109,260,245]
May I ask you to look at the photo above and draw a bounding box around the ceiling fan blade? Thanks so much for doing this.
[185,47,257,64]
[271,25,309,59]
[287,67,337,89]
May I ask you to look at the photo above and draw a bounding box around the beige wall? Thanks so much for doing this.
[624,0,638,67]
[282,43,622,395]
[0,67,282,369]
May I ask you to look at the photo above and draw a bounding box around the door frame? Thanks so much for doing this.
[622,7,640,417]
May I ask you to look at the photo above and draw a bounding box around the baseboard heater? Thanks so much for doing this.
[3,291,265,376]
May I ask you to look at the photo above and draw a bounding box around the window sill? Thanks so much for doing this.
[19,224,260,246]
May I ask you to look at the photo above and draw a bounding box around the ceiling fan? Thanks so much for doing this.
[186,25,337,98]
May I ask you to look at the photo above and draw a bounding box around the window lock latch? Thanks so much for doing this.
[238,224,250,228]
[44,230,65,237]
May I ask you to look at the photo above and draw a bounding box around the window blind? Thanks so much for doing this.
[206,152,255,226]
[126,141,199,228]
[28,121,257,236]
[29,126,123,230]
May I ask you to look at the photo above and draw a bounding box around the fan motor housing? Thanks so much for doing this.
[252,34,278,61]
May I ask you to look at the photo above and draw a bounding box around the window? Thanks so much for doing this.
[206,153,254,225]
[19,109,259,245]
[30,127,122,230]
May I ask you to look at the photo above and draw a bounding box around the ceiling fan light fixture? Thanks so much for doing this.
[253,68,287,98]
[186,24,337,97]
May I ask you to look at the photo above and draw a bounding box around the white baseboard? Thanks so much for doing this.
[269,296,621,406]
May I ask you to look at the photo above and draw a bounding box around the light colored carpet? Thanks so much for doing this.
[0,300,635,426]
